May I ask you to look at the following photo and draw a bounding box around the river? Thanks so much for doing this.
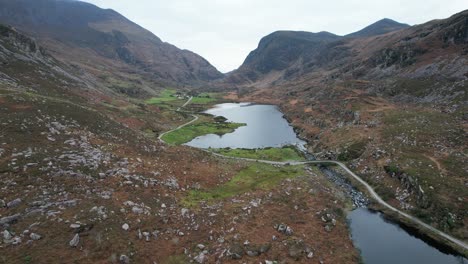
[186,102,467,264]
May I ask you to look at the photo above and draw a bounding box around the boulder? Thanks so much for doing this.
[7,198,22,208]
[0,214,21,226]
[194,252,206,263]
[3,230,12,240]
[120,255,130,264]
[69,234,80,247]
[228,243,244,259]
[30,233,42,240]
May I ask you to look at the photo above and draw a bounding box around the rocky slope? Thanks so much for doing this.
[0,22,361,263]
[0,0,223,93]
[224,10,468,242]
[230,31,341,84]
[227,10,467,94]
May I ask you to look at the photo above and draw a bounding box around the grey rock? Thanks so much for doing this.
[228,243,244,259]
[181,208,189,217]
[0,214,21,226]
[11,237,22,245]
[30,233,42,240]
[164,177,179,189]
[0,199,5,207]
[131,206,144,214]
[63,200,77,207]
[288,240,306,260]
[246,249,260,257]
[119,255,130,264]
[197,244,205,250]
[7,198,22,208]
[246,244,262,257]
[69,234,80,247]
[259,243,272,253]
[194,252,206,263]
[276,223,293,236]
[70,223,81,229]
[3,230,12,240]
[143,232,150,242]
[30,201,45,207]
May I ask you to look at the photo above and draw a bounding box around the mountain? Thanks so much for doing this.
[346,18,410,38]
[226,11,467,89]
[230,31,340,84]
[0,0,223,92]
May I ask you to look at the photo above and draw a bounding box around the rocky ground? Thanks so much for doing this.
[0,87,363,263]
[237,81,467,242]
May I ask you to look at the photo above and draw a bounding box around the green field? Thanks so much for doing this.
[191,93,217,104]
[212,146,306,162]
[145,89,184,105]
[161,121,245,145]
[183,163,305,207]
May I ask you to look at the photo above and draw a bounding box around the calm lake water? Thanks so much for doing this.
[185,103,306,149]
[187,103,467,263]
[348,208,467,264]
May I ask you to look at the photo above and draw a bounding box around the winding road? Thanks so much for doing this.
[160,97,468,254]
[158,97,198,141]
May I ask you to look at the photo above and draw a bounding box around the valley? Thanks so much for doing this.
[0,0,466,263]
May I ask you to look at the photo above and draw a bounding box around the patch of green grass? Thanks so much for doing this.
[163,255,189,264]
[337,140,367,161]
[212,146,306,162]
[145,89,184,105]
[161,121,245,145]
[182,163,305,207]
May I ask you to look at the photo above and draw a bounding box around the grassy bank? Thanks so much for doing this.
[161,120,245,145]
[146,89,184,105]
[212,146,306,162]
[182,163,305,207]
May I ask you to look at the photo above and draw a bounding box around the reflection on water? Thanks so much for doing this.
[186,103,306,149]
[187,103,467,263]
[348,208,467,264]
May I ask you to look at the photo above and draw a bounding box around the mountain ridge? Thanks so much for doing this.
[0,0,223,93]
[224,10,467,89]
[346,18,410,38]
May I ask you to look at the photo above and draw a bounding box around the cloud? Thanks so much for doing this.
[83,0,467,72]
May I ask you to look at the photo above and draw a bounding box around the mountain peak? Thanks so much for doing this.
[346,18,410,38]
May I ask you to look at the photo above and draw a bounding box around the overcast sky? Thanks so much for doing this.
[82,0,466,72]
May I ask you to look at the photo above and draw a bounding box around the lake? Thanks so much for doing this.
[186,102,467,263]
[185,103,306,149]
[348,208,467,264]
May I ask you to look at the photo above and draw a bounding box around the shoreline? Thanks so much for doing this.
[161,97,468,259]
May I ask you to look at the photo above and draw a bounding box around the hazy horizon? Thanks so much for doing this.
[82,0,467,72]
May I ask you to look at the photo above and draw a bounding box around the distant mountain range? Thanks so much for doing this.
[226,10,467,90]
[0,0,466,100]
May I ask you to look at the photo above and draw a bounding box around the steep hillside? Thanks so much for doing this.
[0,0,223,92]
[225,10,468,242]
[227,11,467,90]
[227,31,341,85]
